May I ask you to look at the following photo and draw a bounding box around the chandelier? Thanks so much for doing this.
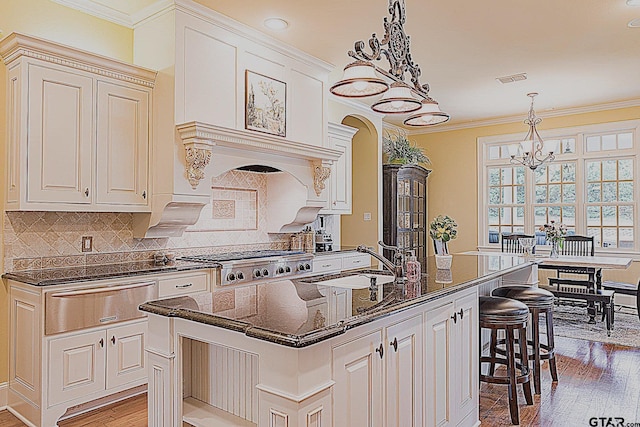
[509,93,558,171]
[329,0,450,127]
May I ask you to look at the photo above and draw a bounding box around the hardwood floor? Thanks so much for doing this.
[1,336,639,426]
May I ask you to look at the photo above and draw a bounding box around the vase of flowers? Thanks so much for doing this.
[430,215,458,269]
[539,220,567,258]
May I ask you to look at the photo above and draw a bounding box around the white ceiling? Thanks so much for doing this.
[63,0,640,126]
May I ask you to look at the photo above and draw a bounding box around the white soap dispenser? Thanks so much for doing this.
[405,250,421,282]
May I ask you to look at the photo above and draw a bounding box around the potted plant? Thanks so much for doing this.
[382,130,431,165]
[430,215,458,269]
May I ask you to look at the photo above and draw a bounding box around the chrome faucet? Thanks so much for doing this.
[356,241,405,283]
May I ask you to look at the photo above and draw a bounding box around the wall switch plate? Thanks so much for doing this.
[364,212,372,221]
[81,236,93,252]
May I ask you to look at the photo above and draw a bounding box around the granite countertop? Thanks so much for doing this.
[139,253,532,348]
[2,260,221,286]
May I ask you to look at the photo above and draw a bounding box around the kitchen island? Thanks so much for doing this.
[139,253,537,427]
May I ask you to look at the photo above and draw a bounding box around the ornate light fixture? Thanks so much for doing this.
[329,0,450,125]
[509,93,558,170]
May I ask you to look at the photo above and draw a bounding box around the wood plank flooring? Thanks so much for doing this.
[1,336,639,426]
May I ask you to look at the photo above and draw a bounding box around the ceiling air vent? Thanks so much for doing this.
[496,73,527,84]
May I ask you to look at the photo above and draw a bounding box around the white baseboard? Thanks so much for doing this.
[0,382,8,410]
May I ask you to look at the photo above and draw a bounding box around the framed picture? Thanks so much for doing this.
[245,70,286,137]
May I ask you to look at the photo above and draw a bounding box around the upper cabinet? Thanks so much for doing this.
[0,33,156,212]
[321,122,357,214]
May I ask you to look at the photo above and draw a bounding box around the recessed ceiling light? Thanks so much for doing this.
[263,18,289,31]
[628,18,640,27]
[626,0,640,6]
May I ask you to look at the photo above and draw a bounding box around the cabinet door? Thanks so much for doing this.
[48,330,106,406]
[329,136,352,212]
[27,63,93,204]
[328,288,349,324]
[452,291,479,425]
[386,315,423,427]
[106,322,147,389]
[424,301,454,427]
[96,80,149,206]
[333,330,383,427]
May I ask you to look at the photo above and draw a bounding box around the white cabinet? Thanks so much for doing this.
[333,330,384,427]
[322,122,357,214]
[312,251,371,275]
[0,33,155,212]
[333,314,423,427]
[424,288,479,427]
[96,81,150,206]
[47,321,147,407]
[385,315,423,427]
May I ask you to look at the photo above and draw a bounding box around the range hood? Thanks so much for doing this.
[133,122,342,238]
[130,1,341,238]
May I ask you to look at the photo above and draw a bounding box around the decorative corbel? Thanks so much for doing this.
[313,161,332,196]
[176,122,216,189]
[185,147,212,189]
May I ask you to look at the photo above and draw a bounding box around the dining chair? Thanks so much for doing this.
[560,235,595,256]
[501,233,536,254]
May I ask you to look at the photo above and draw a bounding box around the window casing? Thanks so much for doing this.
[478,120,640,254]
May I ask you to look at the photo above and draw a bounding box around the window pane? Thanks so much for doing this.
[603,228,617,248]
[563,184,576,202]
[587,161,601,181]
[489,187,500,204]
[602,160,617,181]
[602,182,617,202]
[587,206,601,226]
[534,207,547,225]
[515,167,525,185]
[549,206,561,220]
[602,206,617,226]
[562,206,576,226]
[488,145,500,160]
[587,183,601,202]
[587,228,602,247]
[516,185,525,204]
[535,185,547,203]
[619,182,633,202]
[586,136,600,152]
[619,133,633,149]
[501,208,512,223]
[602,134,616,151]
[562,164,576,182]
[548,184,561,203]
[535,167,547,184]
[619,159,633,180]
[562,138,576,154]
[620,228,634,249]
[502,168,512,185]
[514,207,525,225]
[503,187,513,204]
[619,206,634,226]
[489,168,500,186]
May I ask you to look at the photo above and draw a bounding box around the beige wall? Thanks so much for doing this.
[341,116,379,250]
[0,0,133,385]
[412,106,640,282]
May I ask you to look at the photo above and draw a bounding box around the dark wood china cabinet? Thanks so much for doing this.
[382,164,431,269]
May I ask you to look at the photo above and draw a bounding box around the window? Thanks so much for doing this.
[478,120,640,253]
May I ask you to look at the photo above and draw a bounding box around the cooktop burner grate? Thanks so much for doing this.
[180,250,304,263]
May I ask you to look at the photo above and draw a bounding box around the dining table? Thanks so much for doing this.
[536,255,633,324]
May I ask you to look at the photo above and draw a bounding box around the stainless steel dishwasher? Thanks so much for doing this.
[45,281,157,335]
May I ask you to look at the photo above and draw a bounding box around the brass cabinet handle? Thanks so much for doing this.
[111,336,116,345]
[375,343,384,359]
[390,337,398,352]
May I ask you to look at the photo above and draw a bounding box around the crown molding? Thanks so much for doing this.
[51,0,134,27]
[407,98,640,135]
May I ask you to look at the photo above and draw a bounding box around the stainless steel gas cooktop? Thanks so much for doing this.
[180,250,314,286]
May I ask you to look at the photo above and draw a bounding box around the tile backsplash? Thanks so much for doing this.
[3,170,290,272]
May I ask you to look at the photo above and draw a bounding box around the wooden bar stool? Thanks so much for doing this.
[492,286,558,395]
[480,296,533,425]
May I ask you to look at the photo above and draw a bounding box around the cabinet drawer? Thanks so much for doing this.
[313,257,342,274]
[343,253,370,270]
[158,273,209,298]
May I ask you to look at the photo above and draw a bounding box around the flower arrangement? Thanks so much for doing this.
[539,220,567,247]
[382,130,431,165]
[429,215,458,255]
